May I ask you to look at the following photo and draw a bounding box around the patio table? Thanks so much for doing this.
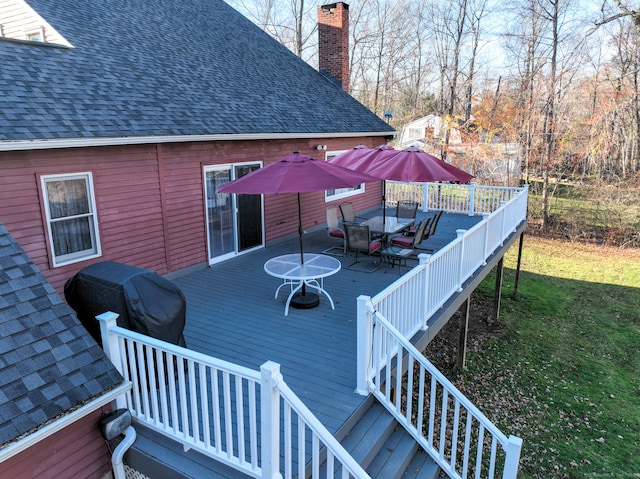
[362,215,413,247]
[264,253,341,316]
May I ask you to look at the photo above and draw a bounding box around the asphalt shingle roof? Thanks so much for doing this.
[0,222,123,448]
[0,0,394,141]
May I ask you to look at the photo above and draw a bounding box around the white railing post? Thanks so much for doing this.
[422,183,430,211]
[418,254,431,329]
[501,435,523,479]
[356,295,372,395]
[468,182,476,216]
[456,230,466,292]
[96,312,128,409]
[482,212,491,264]
[260,361,283,479]
[499,200,507,245]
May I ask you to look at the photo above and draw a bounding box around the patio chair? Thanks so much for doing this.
[343,223,382,272]
[406,209,443,239]
[414,210,444,253]
[322,205,347,256]
[390,217,431,248]
[396,200,418,222]
[339,202,366,224]
[382,217,430,273]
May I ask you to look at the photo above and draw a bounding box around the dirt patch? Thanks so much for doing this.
[423,292,504,373]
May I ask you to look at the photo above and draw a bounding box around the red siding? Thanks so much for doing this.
[0,137,383,295]
[1,409,112,479]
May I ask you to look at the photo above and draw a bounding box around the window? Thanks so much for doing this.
[324,150,365,202]
[25,27,44,42]
[41,173,101,266]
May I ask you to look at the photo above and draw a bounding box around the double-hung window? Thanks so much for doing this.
[41,172,101,266]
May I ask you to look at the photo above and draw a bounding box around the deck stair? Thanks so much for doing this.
[333,400,440,479]
[126,397,441,479]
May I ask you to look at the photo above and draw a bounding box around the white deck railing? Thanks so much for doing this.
[97,183,527,479]
[386,181,522,215]
[357,184,527,478]
[363,307,522,479]
[98,313,370,479]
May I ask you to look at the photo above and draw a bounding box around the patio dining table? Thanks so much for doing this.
[362,216,413,246]
[264,253,341,316]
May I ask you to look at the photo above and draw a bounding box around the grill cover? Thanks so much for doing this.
[64,261,186,347]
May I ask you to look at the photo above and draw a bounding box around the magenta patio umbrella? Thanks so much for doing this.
[218,151,379,259]
[330,144,474,224]
[330,144,398,222]
[218,152,378,306]
[366,145,474,184]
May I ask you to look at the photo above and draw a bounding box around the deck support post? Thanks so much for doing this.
[512,231,524,298]
[457,297,470,369]
[493,256,504,323]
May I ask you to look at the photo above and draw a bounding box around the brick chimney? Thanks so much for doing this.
[317,2,349,92]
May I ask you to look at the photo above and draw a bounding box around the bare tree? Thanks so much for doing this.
[463,0,490,124]
[226,0,319,59]
[595,0,640,30]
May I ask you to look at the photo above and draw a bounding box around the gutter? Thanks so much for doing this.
[0,131,397,152]
[0,381,132,463]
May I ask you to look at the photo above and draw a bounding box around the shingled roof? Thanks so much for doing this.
[0,221,124,448]
[0,0,393,143]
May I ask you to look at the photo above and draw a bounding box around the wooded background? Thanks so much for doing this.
[226,0,640,240]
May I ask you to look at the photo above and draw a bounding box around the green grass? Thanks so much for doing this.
[455,237,640,478]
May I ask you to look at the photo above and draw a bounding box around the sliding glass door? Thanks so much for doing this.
[204,163,263,264]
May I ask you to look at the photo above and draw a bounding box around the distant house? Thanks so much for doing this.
[0,0,394,296]
[396,114,463,150]
[0,220,128,478]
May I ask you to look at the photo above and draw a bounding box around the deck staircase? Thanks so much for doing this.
[125,395,439,479]
[333,398,440,479]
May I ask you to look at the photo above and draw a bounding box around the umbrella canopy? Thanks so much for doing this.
[366,146,474,184]
[330,144,473,224]
[219,152,380,195]
[330,144,398,222]
[329,144,397,172]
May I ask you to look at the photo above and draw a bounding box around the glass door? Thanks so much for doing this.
[234,164,263,251]
[204,163,263,264]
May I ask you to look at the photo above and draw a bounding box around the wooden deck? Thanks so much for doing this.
[169,210,484,436]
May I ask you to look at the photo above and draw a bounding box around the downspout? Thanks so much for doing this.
[111,426,137,479]
[100,408,137,479]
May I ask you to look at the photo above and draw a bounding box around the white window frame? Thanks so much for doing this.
[41,172,102,267]
[24,27,45,42]
[324,149,365,202]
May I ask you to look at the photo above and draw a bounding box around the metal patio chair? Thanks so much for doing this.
[382,217,430,273]
[339,201,366,224]
[343,223,382,272]
[322,205,347,256]
[413,210,444,252]
[396,200,418,222]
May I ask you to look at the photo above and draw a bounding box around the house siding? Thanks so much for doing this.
[0,0,65,43]
[1,409,112,479]
[0,137,383,296]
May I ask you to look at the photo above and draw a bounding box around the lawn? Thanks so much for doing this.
[430,236,640,478]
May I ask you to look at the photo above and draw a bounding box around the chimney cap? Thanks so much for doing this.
[320,2,349,12]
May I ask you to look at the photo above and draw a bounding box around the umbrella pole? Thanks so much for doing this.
[298,193,305,266]
[291,192,319,309]
[382,180,387,226]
